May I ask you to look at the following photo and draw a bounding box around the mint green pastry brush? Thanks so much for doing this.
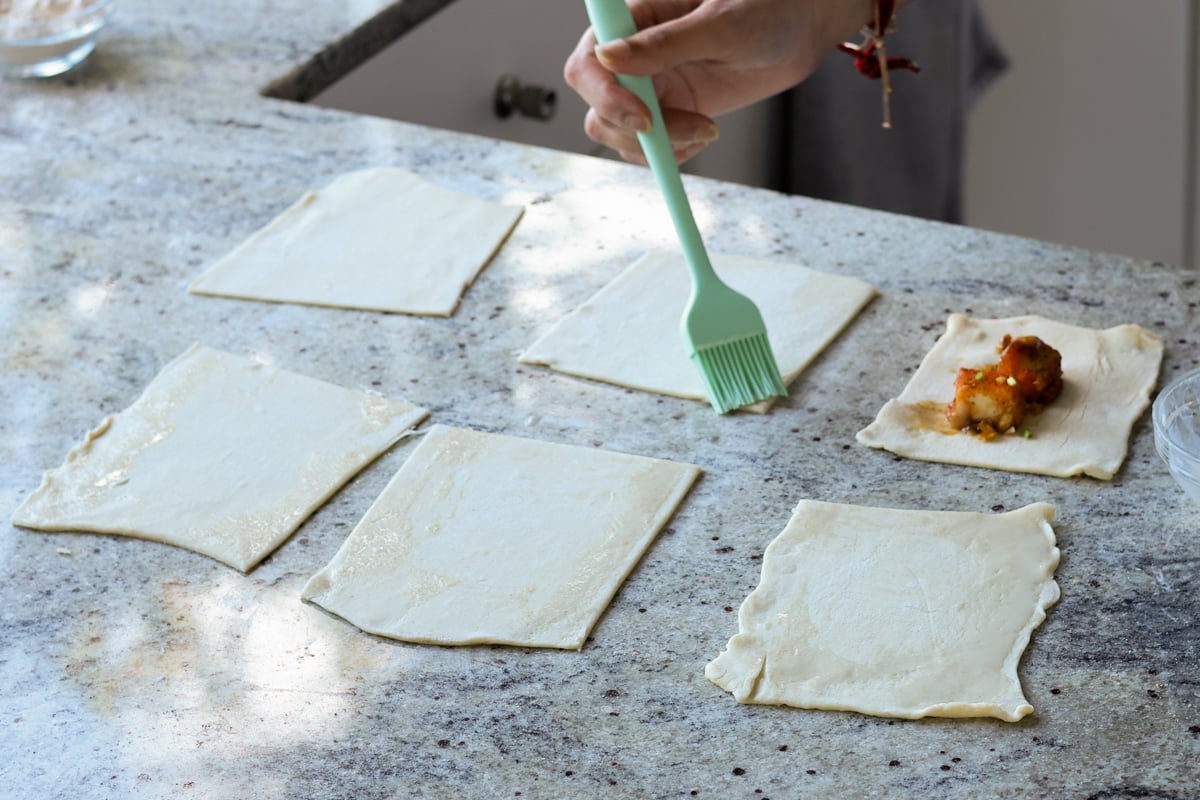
[584,0,787,414]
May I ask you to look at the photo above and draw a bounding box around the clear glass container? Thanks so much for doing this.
[1153,366,1200,505]
[0,0,114,78]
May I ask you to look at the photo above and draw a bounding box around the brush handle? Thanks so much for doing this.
[583,0,718,287]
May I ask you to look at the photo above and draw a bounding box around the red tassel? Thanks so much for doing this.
[839,0,919,128]
[837,41,920,80]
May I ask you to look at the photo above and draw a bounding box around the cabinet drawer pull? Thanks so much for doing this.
[494,74,556,121]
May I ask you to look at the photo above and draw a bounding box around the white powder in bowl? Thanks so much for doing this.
[1,0,103,35]
[0,0,111,74]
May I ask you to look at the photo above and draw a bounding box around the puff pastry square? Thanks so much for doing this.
[519,249,875,411]
[11,344,428,571]
[190,168,523,316]
[302,424,700,649]
[706,500,1060,722]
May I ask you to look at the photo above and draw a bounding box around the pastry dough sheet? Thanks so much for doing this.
[519,249,876,411]
[302,424,700,649]
[189,167,524,316]
[11,344,429,572]
[705,500,1060,722]
[857,314,1164,478]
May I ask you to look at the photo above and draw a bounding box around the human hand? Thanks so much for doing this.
[564,0,875,164]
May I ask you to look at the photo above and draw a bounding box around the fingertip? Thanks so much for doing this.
[617,148,648,167]
[660,109,721,146]
[673,141,711,165]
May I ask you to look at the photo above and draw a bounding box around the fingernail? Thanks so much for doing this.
[621,113,651,133]
[692,124,720,143]
[594,40,628,66]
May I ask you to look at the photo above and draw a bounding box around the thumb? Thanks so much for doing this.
[594,8,724,77]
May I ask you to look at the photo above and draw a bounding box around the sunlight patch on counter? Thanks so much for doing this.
[71,281,115,316]
[0,215,28,250]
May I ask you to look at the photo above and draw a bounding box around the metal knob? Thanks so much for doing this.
[494,74,556,122]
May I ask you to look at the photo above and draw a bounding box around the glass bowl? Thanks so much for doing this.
[1153,366,1200,505]
[0,0,114,78]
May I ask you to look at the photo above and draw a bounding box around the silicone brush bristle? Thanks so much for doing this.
[691,334,787,414]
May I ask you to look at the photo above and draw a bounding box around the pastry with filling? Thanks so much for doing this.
[519,249,876,412]
[302,424,700,649]
[705,500,1060,722]
[857,314,1163,478]
[11,344,428,571]
[189,167,524,316]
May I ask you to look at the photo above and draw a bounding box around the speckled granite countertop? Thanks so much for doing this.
[2,2,1198,798]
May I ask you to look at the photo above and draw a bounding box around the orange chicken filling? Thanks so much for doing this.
[945,335,1063,440]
